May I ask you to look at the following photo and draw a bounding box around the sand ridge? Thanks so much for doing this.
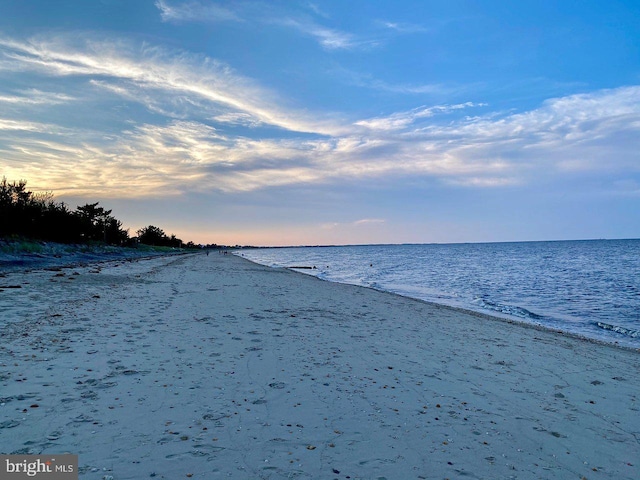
[1,253,639,479]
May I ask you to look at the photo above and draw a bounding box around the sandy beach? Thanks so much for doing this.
[1,252,639,480]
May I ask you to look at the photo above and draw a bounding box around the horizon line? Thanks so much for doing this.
[233,237,639,249]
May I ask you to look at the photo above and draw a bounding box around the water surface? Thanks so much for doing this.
[238,240,640,348]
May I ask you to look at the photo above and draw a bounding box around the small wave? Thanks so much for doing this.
[595,322,640,338]
[474,298,543,320]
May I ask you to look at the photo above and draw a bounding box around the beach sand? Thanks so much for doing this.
[1,252,638,479]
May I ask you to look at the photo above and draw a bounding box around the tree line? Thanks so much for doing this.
[0,177,197,248]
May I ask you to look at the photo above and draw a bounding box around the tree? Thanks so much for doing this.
[137,225,167,246]
[104,218,127,245]
[0,177,53,238]
[73,202,128,244]
[136,226,184,247]
[0,177,201,247]
[76,202,112,241]
[41,200,83,243]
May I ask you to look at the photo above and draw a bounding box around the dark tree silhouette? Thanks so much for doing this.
[104,217,129,245]
[0,178,60,239]
[0,178,126,244]
[137,225,166,245]
[75,202,127,243]
[1,177,198,248]
[136,225,183,247]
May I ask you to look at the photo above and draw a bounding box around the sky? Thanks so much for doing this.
[0,0,639,246]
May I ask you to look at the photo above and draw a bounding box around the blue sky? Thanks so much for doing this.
[1,0,639,245]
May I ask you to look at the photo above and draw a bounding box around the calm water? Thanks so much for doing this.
[237,240,640,348]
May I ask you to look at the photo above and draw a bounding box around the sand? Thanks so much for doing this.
[1,252,638,480]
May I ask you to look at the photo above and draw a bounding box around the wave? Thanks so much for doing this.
[595,322,640,338]
[473,298,544,320]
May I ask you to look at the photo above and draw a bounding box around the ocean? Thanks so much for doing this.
[236,239,640,349]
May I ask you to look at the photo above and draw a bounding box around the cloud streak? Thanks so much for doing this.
[378,20,429,34]
[155,0,379,52]
[0,89,75,105]
[277,18,378,51]
[0,36,337,135]
[356,102,486,131]
[155,0,241,23]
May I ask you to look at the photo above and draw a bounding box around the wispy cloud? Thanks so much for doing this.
[276,18,378,51]
[210,112,264,128]
[378,20,429,34]
[0,89,75,105]
[356,102,486,131]
[374,82,450,95]
[0,118,64,133]
[155,0,241,23]
[155,1,374,52]
[307,24,359,50]
[354,218,386,226]
[1,34,639,199]
[0,36,339,135]
[304,2,330,19]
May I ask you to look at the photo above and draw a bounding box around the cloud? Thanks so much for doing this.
[354,218,386,226]
[0,35,340,135]
[356,102,485,131]
[308,25,357,50]
[155,0,241,23]
[0,118,64,133]
[417,86,640,164]
[154,1,374,52]
[375,82,450,95]
[0,89,75,105]
[1,34,639,199]
[378,21,429,34]
[5,87,640,197]
[305,2,330,19]
[211,112,264,128]
[89,79,204,119]
[277,18,378,51]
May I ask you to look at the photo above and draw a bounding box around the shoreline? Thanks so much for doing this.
[235,246,640,352]
[348,281,640,355]
[1,252,639,479]
[242,255,640,355]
